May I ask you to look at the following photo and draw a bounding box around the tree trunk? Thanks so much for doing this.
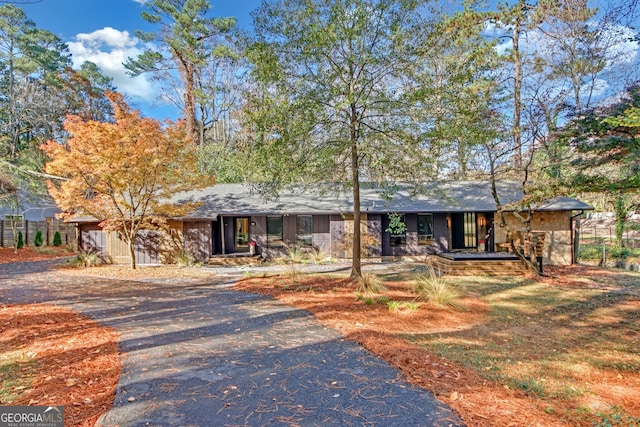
[350,105,362,279]
[127,238,137,270]
[512,13,523,170]
[175,49,200,145]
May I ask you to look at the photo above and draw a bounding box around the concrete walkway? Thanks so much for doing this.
[0,260,463,426]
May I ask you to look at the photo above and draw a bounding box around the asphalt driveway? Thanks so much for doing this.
[0,260,463,426]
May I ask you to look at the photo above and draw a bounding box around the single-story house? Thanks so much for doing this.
[71,181,593,266]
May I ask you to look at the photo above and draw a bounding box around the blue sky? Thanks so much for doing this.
[22,0,261,120]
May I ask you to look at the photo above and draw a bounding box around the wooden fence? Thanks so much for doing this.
[0,219,76,248]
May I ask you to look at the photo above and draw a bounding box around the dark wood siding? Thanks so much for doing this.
[433,213,448,252]
[251,216,267,256]
[367,214,382,257]
[312,214,331,252]
[222,216,235,254]
[184,221,211,262]
[283,215,296,245]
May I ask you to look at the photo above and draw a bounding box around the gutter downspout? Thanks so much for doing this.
[571,210,585,265]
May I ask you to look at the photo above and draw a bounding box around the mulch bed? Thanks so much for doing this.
[0,247,74,264]
[0,304,120,426]
[233,276,566,427]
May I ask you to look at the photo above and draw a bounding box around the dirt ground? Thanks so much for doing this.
[2,249,638,426]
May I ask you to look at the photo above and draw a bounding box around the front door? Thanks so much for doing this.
[235,217,250,253]
[451,212,477,250]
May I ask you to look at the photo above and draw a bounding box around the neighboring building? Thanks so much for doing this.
[70,181,593,266]
[0,190,73,247]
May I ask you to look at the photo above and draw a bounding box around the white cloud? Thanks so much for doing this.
[67,27,155,102]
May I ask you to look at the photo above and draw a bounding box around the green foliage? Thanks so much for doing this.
[614,195,629,249]
[175,250,199,267]
[247,0,442,277]
[560,84,640,195]
[385,212,407,235]
[52,231,62,247]
[74,249,102,269]
[16,231,23,249]
[33,230,43,247]
[387,300,419,312]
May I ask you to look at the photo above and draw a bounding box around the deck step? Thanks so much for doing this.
[429,256,530,276]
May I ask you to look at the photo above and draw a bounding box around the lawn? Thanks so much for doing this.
[234,264,640,427]
[1,251,638,426]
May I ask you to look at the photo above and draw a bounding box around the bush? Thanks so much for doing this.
[16,231,24,249]
[75,249,102,268]
[175,250,199,267]
[34,230,43,247]
[413,265,462,309]
[52,231,62,247]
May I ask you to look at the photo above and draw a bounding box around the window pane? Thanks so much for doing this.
[296,215,313,247]
[267,216,283,246]
[389,214,406,247]
[418,214,433,245]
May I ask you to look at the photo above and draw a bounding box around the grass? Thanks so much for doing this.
[0,350,38,404]
[356,273,387,295]
[413,266,462,309]
[407,270,640,423]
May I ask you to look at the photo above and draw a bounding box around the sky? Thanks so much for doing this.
[21,0,261,120]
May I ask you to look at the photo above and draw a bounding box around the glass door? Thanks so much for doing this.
[235,217,250,252]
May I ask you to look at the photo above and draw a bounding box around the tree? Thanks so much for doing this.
[247,0,440,278]
[41,91,211,269]
[559,84,640,248]
[0,4,70,160]
[125,0,237,145]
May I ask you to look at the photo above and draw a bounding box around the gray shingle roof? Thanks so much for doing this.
[172,181,593,219]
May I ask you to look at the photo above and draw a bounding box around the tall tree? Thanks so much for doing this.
[41,92,210,269]
[125,0,236,145]
[247,0,439,278]
[0,4,70,160]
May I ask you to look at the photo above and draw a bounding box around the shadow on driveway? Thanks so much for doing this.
[0,261,464,426]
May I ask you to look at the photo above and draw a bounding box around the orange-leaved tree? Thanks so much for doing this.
[41,91,211,269]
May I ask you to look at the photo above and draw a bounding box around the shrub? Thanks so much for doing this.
[33,230,43,247]
[176,250,198,267]
[356,273,386,295]
[52,231,62,247]
[75,249,102,268]
[16,231,24,249]
[413,265,462,309]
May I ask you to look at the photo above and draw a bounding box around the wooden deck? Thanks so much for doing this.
[429,252,530,276]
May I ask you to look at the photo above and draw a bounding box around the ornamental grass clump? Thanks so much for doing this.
[355,273,386,295]
[413,265,462,309]
[75,249,102,268]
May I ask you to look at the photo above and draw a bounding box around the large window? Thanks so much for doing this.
[418,214,433,245]
[296,215,313,248]
[389,214,406,246]
[266,216,283,247]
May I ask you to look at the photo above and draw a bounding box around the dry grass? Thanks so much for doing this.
[234,265,640,426]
